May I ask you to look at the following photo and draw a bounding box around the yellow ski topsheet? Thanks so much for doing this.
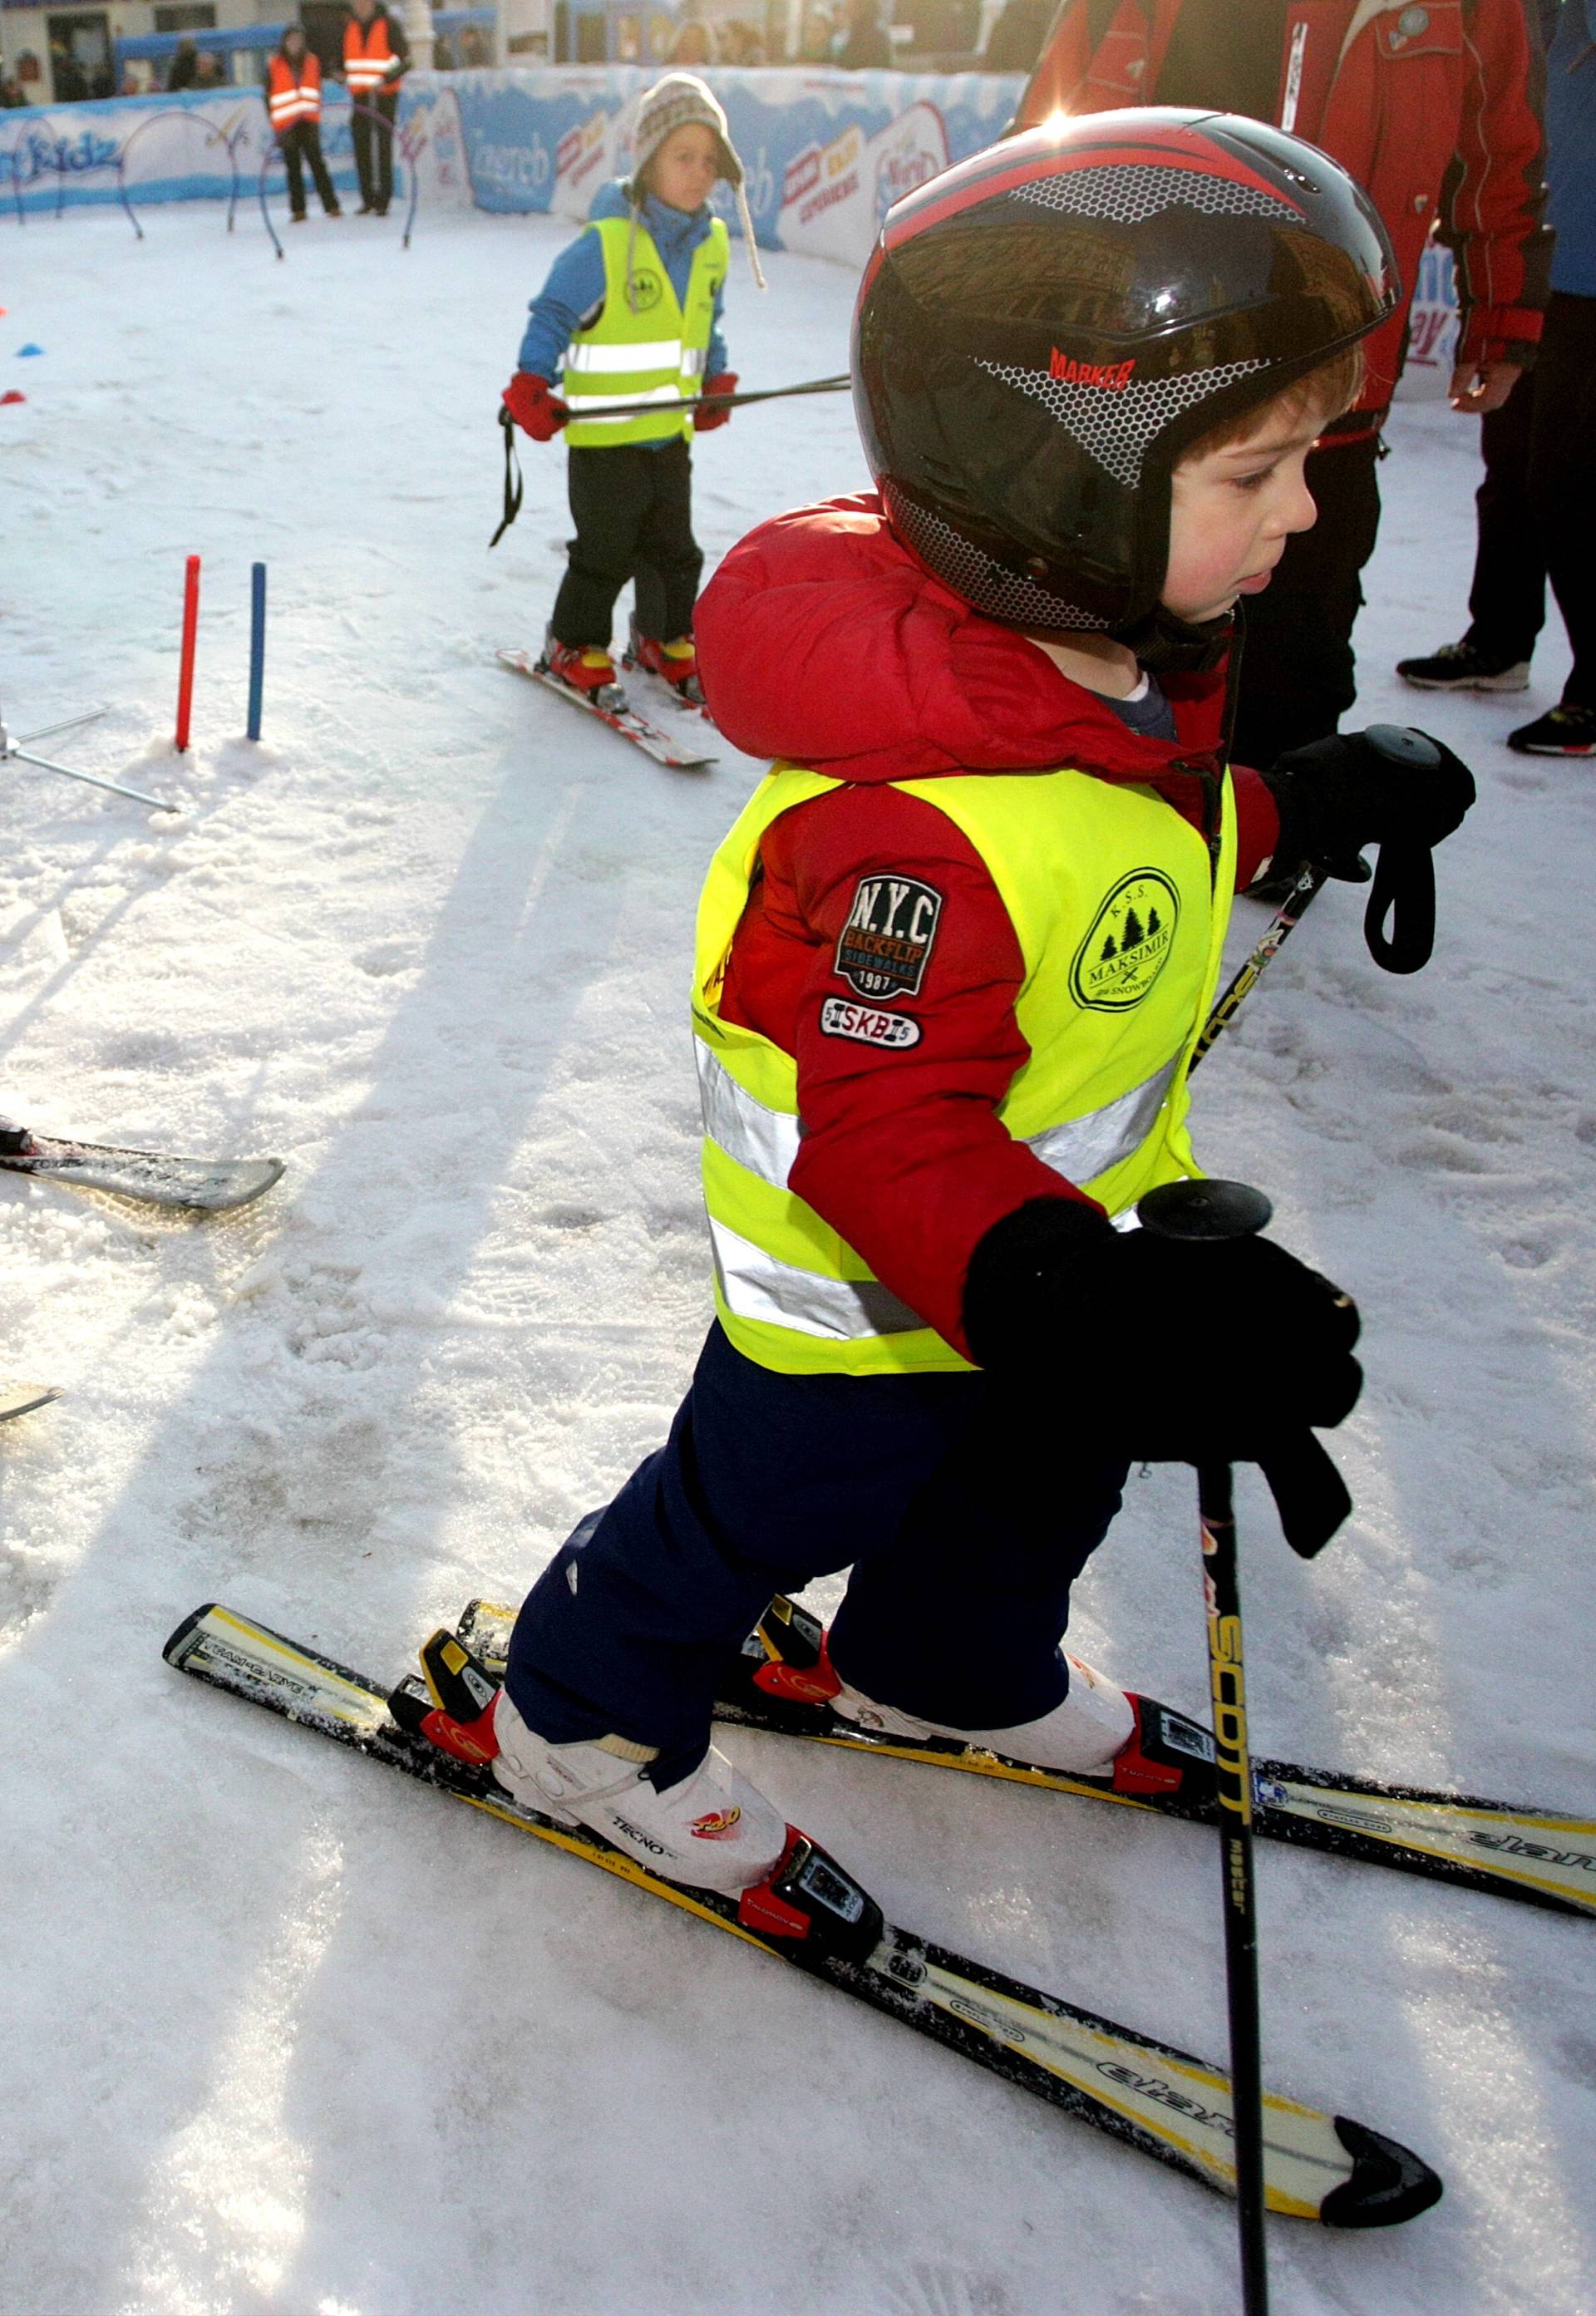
[169,1604,1391,2220]
[461,1598,1595,1919]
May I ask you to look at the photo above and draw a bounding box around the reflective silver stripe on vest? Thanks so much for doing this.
[695,1041,801,1186]
[707,1216,925,1341]
[566,339,686,374]
[695,1041,1180,1198]
[1025,1054,1182,1185]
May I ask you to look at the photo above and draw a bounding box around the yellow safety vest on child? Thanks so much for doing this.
[692,763,1239,1377]
[562,214,730,449]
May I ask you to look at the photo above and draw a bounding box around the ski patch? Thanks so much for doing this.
[819,997,922,1050]
[835,877,942,1001]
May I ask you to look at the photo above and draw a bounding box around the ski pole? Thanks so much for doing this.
[1192,724,1444,1072]
[1135,1175,1278,2316]
[557,372,850,426]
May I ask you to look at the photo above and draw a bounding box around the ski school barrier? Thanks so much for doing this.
[444,63,1024,269]
[256,101,425,259]
[0,80,469,241]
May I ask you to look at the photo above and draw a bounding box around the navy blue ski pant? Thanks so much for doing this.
[505,1323,1128,1780]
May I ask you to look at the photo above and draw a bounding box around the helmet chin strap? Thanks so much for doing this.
[1113,602,1235,676]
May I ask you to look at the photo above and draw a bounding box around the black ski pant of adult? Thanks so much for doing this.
[279,123,338,219]
[1463,293,1596,709]
[352,91,397,213]
[504,1321,1128,1781]
[1229,431,1382,770]
[551,438,703,649]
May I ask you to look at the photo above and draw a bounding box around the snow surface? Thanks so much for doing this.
[1,200,1592,2316]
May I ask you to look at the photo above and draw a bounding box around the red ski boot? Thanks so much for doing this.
[623,621,706,708]
[540,635,624,711]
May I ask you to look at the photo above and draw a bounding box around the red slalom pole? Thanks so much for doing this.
[175,554,200,752]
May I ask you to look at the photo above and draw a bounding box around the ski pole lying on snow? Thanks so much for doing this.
[1191,724,1446,1072]
[1136,1175,1351,2316]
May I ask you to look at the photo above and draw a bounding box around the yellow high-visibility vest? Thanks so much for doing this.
[562,214,728,450]
[692,760,1237,1376]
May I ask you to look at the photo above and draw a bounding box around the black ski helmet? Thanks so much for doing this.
[852,109,1399,653]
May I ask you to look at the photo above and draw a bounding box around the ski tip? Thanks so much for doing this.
[1320,2117,1444,2229]
[197,1158,285,1214]
[163,1604,219,1664]
[0,1384,62,1422]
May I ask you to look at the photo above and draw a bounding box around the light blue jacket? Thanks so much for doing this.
[516,180,731,438]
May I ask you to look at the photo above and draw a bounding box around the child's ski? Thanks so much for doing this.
[497,649,717,769]
[162,1601,1440,2228]
[0,1122,283,1212]
[456,1598,1596,1924]
[0,1382,59,1423]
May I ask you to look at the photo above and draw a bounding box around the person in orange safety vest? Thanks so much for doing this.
[267,27,342,224]
[342,0,410,217]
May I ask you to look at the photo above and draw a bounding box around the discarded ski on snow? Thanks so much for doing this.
[498,649,716,770]
[456,1597,1596,1924]
[163,1602,1440,2228]
[0,1126,283,1212]
[0,1382,59,1423]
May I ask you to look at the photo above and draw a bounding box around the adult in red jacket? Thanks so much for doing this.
[267,28,342,223]
[1013,0,1551,769]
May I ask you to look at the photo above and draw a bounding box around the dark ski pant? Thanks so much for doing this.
[278,123,339,219]
[505,1322,1128,1781]
[551,438,704,650]
[1230,431,1382,767]
[1462,293,1596,709]
[352,91,398,213]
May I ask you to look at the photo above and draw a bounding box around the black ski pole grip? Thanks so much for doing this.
[1358,725,1442,975]
[1364,838,1436,974]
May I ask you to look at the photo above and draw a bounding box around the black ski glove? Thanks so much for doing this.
[1260,726,1475,875]
[964,1199,1362,1539]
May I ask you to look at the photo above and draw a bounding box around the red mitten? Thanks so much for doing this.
[693,372,738,432]
[502,372,569,441]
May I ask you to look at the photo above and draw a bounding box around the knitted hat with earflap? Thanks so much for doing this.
[623,71,766,303]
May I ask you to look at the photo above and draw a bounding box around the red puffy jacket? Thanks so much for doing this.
[1014,0,1551,417]
[696,496,1281,1359]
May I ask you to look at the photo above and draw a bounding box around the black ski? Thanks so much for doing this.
[163,1602,1440,2228]
[455,1597,1596,1924]
[0,1122,283,1212]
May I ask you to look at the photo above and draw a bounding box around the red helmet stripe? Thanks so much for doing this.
[884,128,1303,249]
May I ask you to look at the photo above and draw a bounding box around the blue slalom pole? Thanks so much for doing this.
[246,563,266,742]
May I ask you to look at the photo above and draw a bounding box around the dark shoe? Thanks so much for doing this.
[357,201,376,214]
[288,212,308,224]
[373,204,389,217]
[325,204,343,219]
[1507,702,1596,756]
[1396,639,1530,692]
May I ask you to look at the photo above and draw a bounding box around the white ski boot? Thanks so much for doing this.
[832,1653,1135,1773]
[491,1688,789,1897]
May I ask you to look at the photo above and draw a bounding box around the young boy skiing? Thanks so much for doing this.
[464,114,1475,1910]
[501,74,761,711]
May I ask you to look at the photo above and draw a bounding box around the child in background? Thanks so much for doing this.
[501,75,763,712]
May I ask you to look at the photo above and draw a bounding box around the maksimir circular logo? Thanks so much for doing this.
[627,268,664,313]
[1071,870,1180,1010]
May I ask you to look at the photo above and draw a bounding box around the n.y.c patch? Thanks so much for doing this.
[835,876,943,1001]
